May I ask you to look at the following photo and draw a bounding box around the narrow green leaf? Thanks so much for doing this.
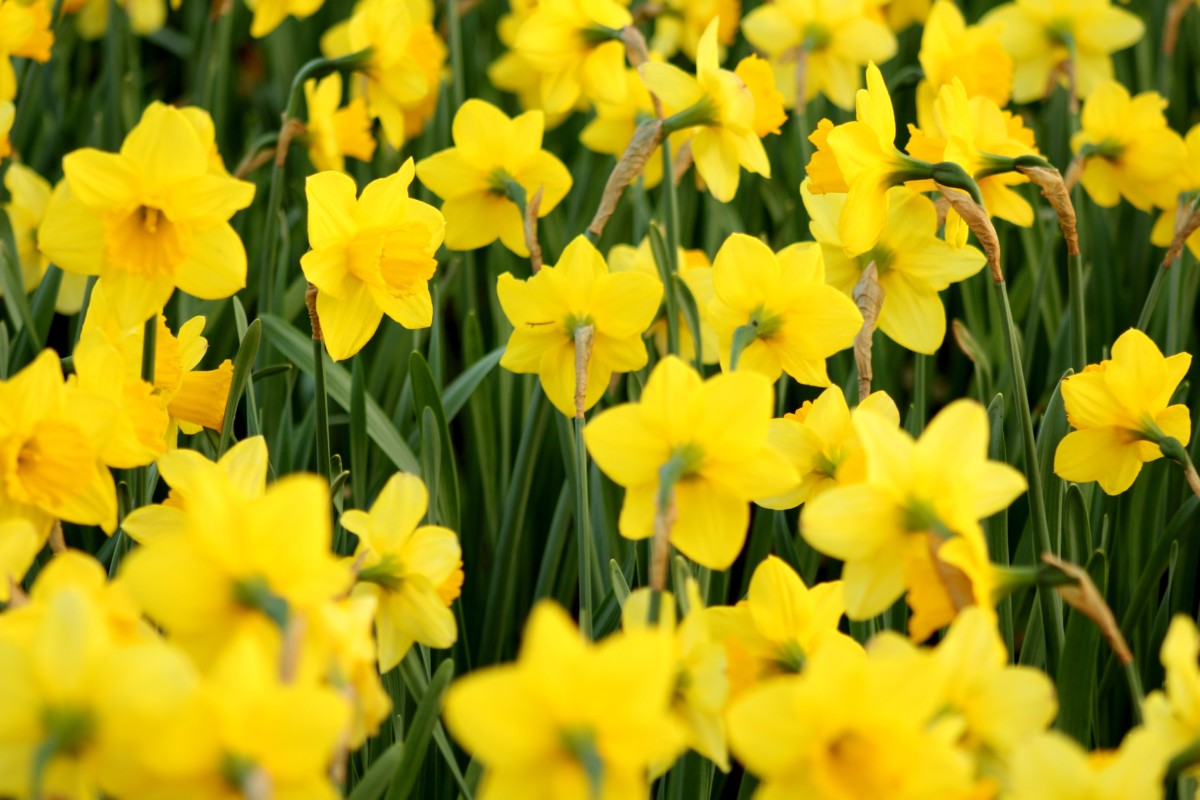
[388,658,455,800]
[0,213,38,345]
[410,351,461,531]
[261,314,420,474]
[1063,484,1091,565]
[442,346,503,423]
[351,356,369,510]
[1035,370,1072,556]
[218,319,261,456]
[610,558,631,607]
[1055,550,1107,746]
[985,394,1014,655]
[346,742,404,800]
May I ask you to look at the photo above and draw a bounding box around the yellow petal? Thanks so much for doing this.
[1054,427,1144,495]
[315,282,384,361]
[305,171,360,249]
[174,223,247,300]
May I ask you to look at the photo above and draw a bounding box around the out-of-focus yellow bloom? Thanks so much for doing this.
[1054,328,1192,495]
[931,608,1057,757]
[1006,729,1168,800]
[321,0,447,149]
[1071,82,1187,211]
[623,583,730,771]
[341,472,463,671]
[649,0,739,62]
[488,0,579,125]
[513,0,632,114]
[580,67,687,189]
[727,630,975,799]
[802,399,1026,619]
[38,102,255,328]
[804,182,987,353]
[81,283,234,438]
[907,79,1040,227]
[902,519,1003,642]
[1142,615,1200,776]
[304,72,377,173]
[734,55,787,137]
[0,351,118,558]
[878,0,930,31]
[0,0,53,101]
[1151,124,1200,259]
[118,470,352,667]
[584,356,797,569]
[75,0,180,39]
[607,238,718,364]
[805,63,932,256]
[497,235,661,417]
[301,160,445,361]
[3,163,89,313]
[0,575,201,800]
[639,19,771,202]
[916,1,1012,129]
[417,99,572,256]
[706,557,856,697]
[982,0,1145,103]
[443,601,684,799]
[0,100,12,158]
[245,0,322,38]
[757,385,900,509]
[741,0,896,111]
[708,233,861,383]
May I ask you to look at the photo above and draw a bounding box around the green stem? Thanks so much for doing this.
[1136,261,1169,331]
[313,336,332,482]
[1124,659,1145,723]
[912,352,929,434]
[446,0,466,109]
[728,323,757,371]
[659,136,681,354]
[574,416,594,639]
[102,0,125,150]
[138,315,156,507]
[1069,243,1087,371]
[648,453,688,624]
[995,279,1064,672]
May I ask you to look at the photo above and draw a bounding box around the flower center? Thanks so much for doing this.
[40,705,96,758]
[103,204,190,277]
[4,420,94,508]
[802,23,831,52]
[773,640,807,673]
[748,305,784,339]
[860,244,895,277]
[348,225,439,298]
[358,554,405,591]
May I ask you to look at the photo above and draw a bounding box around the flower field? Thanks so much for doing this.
[2,0,1200,796]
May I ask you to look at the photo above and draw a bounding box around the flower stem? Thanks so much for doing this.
[1136,261,1169,331]
[911,352,929,434]
[1068,221,1087,371]
[574,416,594,639]
[313,335,332,481]
[658,135,681,355]
[995,278,1064,671]
[102,0,125,150]
[648,453,688,624]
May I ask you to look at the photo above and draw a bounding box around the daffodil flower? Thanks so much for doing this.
[1054,328,1192,495]
[303,72,377,173]
[1006,729,1168,799]
[584,356,798,569]
[341,473,463,671]
[916,1,1012,129]
[244,0,323,38]
[1150,123,1200,259]
[0,0,52,101]
[2,163,88,313]
[74,0,180,39]
[301,159,445,361]
[497,235,662,417]
[416,99,572,256]
[1141,615,1200,766]
[803,182,987,353]
[639,18,771,202]
[443,601,684,798]
[741,0,896,111]
[709,233,861,383]
[38,102,255,328]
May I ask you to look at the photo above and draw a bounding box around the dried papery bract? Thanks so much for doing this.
[936,182,1002,281]
[524,186,544,273]
[1042,553,1133,665]
[1163,202,1200,268]
[305,282,323,342]
[1018,165,1080,256]
[587,119,665,240]
[574,325,595,420]
[852,262,884,402]
[1165,0,1191,56]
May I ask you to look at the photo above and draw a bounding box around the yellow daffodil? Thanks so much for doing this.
[916,1,1011,129]
[75,0,179,38]
[584,356,797,569]
[443,601,684,799]
[1054,328,1192,495]
[734,55,788,138]
[245,0,322,38]
[1151,124,1200,259]
[118,471,352,667]
[0,0,53,101]
[907,79,1041,227]
[982,0,1145,103]
[0,100,12,158]
[803,182,987,353]
[341,472,463,671]
[580,67,685,189]
[1142,615,1200,769]
[38,102,255,328]
[303,72,377,173]
[81,283,234,438]
[902,519,1004,642]
[0,351,118,547]
[741,0,896,111]
[757,385,900,509]
[0,569,199,800]
[932,607,1057,757]
[802,399,1026,619]
[1006,729,1168,800]
[623,583,731,771]
[649,0,738,62]
[497,235,662,417]
[488,0,578,124]
[301,160,445,361]
[321,0,447,149]
[1071,81,1187,211]
[705,557,857,696]
[708,233,861,383]
[805,62,933,257]
[606,237,718,364]
[727,631,975,799]
[878,0,931,32]
[2,163,88,313]
[639,19,771,202]
[513,0,633,114]
[416,99,572,256]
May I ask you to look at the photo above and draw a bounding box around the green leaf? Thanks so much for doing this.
[1055,550,1107,746]
[218,319,261,456]
[0,211,38,346]
[351,356,369,510]
[1035,370,1072,556]
[442,346,503,423]
[410,351,461,531]
[261,314,420,474]
[389,658,455,800]
[346,742,404,800]
[1063,484,1091,565]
